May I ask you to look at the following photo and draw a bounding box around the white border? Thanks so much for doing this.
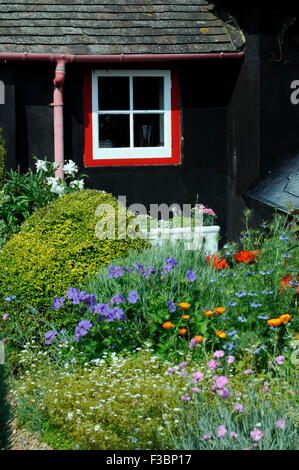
[91,70,172,160]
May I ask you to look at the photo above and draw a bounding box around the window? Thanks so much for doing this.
[84,69,180,166]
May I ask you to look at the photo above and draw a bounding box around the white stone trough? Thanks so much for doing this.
[140,225,220,254]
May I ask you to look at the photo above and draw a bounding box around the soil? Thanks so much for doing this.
[6,396,52,451]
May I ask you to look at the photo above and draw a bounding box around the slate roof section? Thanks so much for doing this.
[0,0,245,55]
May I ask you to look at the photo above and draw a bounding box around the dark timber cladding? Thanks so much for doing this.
[0,0,244,55]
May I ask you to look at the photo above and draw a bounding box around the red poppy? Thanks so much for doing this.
[234,250,259,263]
[206,254,229,270]
[280,274,299,293]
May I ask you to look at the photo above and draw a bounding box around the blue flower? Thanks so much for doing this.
[210,279,216,283]
[45,330,57,345]
[279,236,289,241]
[65,287,80,304]
[250,302,262,308]
[128,291,139,304]
[132,263,145,275]
[227,301,237,307]
[51,296,64,311]
[244,271,254,277]
[110,293,126,305]
[226,330,237,336]
[168,301,176,313]
[144,266,157,279]
[111,307,125,321]
[108,265,124,279]
[5,295,16,302]
[235,292,247,298]
[259,270,272,275]
[238,316,247,323]
[161,264,171,275]
[166,257,178,268]
[262,291,274,295]
[258,315,269,320]
[186,270,197,282]
[282,254,291,258]
[248,293,258,297]
[93,303,111,317]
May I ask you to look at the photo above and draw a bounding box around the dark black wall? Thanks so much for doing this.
[63,60,241,244]
[0,63,16,170]
[2,2,299,243]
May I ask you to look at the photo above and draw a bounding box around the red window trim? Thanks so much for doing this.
[84,67,181,167]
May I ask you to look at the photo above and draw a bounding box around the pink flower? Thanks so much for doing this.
[2,314,9,321]
[167,368,176,374]
[201,433,212,442]
[193,371,204,380]
[208,359,219,370]
[227,355,235,364]
[191,387,201,393]
[275,418,285,430]
[180,371,186,378]
[250,429,264,441]
[213,350,225,358]
[182,394,191,401]
[233,403,243,413]
[217,425,227,438]
[189,338,198,350]
[215,375,229,389]
[217,388,231,399]
[178,361,189,369]
[230,431,238,439]
[262,381,269,393]
[243,369,252,375]
[275,355,285,365]
[2,338,6,343]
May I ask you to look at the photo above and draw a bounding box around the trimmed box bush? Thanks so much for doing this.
[0,189,148,322]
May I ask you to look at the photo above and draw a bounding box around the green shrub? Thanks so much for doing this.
[0,190,149,340]
[0,128,6,190]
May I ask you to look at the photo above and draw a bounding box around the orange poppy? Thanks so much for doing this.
[279,314,292,324]
[182,314,190,319]
[162,321,174,329]
[179,302,191,310]
[214,307,225,315]
[296,334,299,340]
[234,250,259,263]
[204,310,213,318]
[280,274,293,293]
[206,254,229,270]
[194,335,204,343]
[267,318,282,327]
[179,328,187,335]
[216,330,226,338]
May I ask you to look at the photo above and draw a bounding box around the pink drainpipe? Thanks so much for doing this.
[0,52,244,176]
[51,59,66,178]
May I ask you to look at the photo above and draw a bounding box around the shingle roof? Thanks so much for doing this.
[0,0,245,55]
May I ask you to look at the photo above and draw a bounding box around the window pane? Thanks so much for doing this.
[133,77,164,110]
[98,77,129,110]
[99,115,130,148]
[134,114,164,147]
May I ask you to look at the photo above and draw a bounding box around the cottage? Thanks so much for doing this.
[0,1,298,241]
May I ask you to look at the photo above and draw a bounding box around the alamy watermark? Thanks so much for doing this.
[94,196,204,249]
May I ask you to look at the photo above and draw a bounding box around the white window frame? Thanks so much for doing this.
[91,69,172,160]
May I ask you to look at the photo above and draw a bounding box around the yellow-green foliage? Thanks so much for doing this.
[0,189,148,318]
[0,128,6,189]
[14,348,186,450]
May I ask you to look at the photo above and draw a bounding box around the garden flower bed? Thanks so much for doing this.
[1,208,298,450]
